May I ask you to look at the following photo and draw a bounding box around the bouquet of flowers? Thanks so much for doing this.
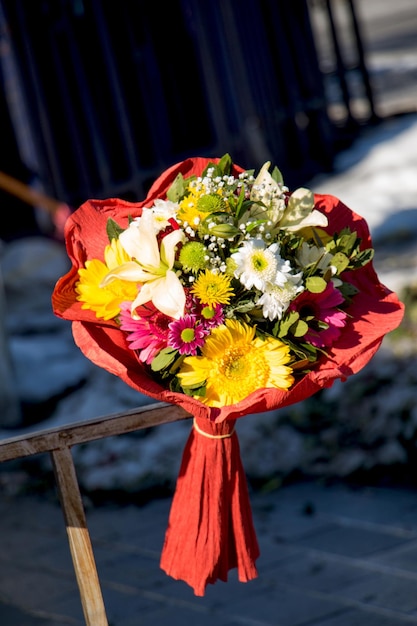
[52,154,404,596]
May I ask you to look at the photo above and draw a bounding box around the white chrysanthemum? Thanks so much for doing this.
[231,239,283,291]
[151,199,179,232]
[121,202,179,238]
[232,239,301,293]
[257,280,304,321]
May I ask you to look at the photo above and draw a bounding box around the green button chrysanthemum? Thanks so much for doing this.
[179,241,209,273]
[196,193,227,213]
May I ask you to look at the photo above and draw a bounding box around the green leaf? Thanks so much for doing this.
[317,320,330,330]
[275,311,299,337]
[151,348,179,372]
[182,383,207,397]
[339,282,359,298]
[352,248,374,267]
[191,385,207,397]
[305,276,327,293]
[167,173,187,202]
[245,219,268,233]
[290,319,309,337]
[234,189,249,221]
[106,218,124,242]
[338,231,358,254]
[201,154,233,180]
[207,222,241,238]
[226,300,256,316]
[169,354,185,375]
[218,153,233,175]
[330,251,350,274]
[311,227,325,247]
[271,165,284,185]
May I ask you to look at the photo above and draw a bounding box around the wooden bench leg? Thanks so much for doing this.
[51,447,109,626]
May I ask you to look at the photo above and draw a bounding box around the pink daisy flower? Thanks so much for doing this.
[186,293,224,329]
[119,301,171,364]
[199,303,225,329]
[168,314,208,355]
[289,281,347,348]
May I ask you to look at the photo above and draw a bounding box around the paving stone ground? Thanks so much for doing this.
[2,480,417,625]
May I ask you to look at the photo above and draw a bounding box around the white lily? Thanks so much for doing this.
[101,209,186,319]
[279,187,328,232]
[250,162,328,232]
[296,241,334,272]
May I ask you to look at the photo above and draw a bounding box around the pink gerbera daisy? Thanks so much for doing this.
[168,314,208,355]
[119,301,171,364]
[289,281,347,348]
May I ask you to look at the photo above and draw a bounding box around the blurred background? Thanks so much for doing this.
[0,0,409,216]
[0,0,416,497]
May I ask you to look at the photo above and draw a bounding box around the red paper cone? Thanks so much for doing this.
[160,417,260,596]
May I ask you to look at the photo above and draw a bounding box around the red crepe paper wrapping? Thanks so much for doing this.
[160,417,260,595]
[52,156,404,596]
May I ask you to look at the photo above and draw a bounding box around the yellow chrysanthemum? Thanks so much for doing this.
[191,269,234,306]
[177,186,228,226]
[178,319,294,407]
[76,238,138,320]
[177,187,208,226]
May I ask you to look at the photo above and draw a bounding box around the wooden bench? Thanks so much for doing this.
[0,402,191,625]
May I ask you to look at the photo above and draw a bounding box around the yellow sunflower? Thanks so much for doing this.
[76,238,138,320]
[177,319,294,407]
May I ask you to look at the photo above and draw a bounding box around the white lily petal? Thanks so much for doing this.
[284,187,314,218]
[151,271,186,319]
[282,210,329,232]
[130,282,155,314]
[280,187,328,231]
[159,229,185,269]
[100,261,154,287]
[119,223,141,259]
[130,271,185,320]
[250,161,272,200]
[250,161,286,222]
[120,209,160,266]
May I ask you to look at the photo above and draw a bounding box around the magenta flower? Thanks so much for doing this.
[168,314,208,355]
[186,293,224,329]
[119,301,171,363]
[289,281,347,348]
[199,303,225,329]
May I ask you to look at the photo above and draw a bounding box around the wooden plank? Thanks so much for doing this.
[0,170,62,215]
[51,447,109,626]
[0,402,191,462]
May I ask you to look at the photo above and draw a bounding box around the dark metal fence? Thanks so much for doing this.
[0,0,378,212]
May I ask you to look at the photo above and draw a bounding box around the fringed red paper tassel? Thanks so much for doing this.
[160,416,260,596]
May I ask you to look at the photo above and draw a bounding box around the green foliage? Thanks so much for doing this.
[167,173,188,202]
[106,218,124,242]
[151,347,179,372]
[306,276,327,293]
